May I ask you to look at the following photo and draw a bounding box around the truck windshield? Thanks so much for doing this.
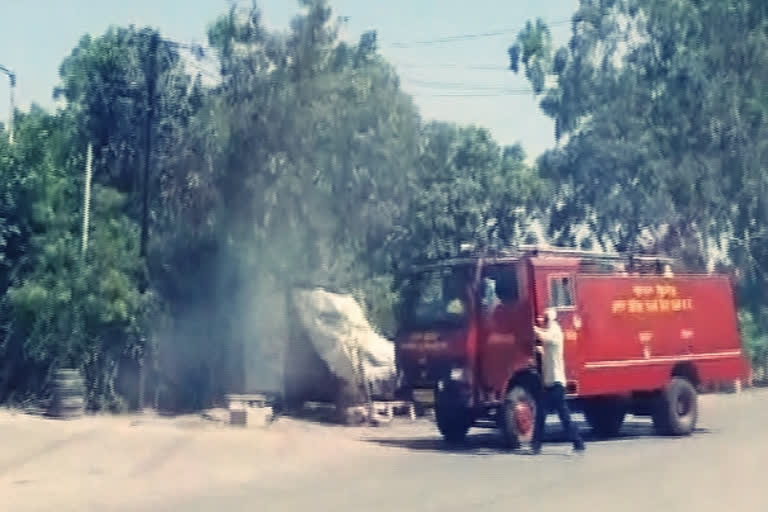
[401,267,471,330]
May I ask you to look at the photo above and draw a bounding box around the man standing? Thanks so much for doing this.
[532,308,585,454]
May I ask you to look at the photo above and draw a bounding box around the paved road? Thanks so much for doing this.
[2,389,766,511]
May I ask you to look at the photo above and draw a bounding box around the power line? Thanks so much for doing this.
[159,37,221,83]
[404,77,507,88]
[185,61,221,82]
[402,77,530,93]
[389,19,572,47]
[396,61,507,71]
[391,29,519,48]
[412,91,535,98]
[161,38,220,59]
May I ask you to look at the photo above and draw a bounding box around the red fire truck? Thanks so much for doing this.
[395,246,749,447]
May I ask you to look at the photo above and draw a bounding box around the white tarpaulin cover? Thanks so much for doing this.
[292,288,396,395]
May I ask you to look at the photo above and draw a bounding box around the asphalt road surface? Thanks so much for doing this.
[2,389,766,512]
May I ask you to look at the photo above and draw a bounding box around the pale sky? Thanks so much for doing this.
[0,0,578,161]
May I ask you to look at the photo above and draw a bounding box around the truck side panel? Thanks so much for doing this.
[574,275,747,396]
[578,356,748,395]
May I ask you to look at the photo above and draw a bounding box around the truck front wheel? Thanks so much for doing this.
[583,398,626,438]
[435,382,471,444]
[652,377,698,436]
[501,385,538,450]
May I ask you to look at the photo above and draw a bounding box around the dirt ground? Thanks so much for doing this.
[0,406,376,511]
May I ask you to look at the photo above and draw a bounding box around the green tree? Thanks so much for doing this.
[147,0,424,406]
[509,0,768,259]
[0,108,147,408]
[389,122,545,267]
[55,25,202,224]
[48,24,205,409]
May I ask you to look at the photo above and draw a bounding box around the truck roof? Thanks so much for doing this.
[409,245,677,274]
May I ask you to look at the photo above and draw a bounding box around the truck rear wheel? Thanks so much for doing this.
[652,377,698,436]
[435,383,471,444]
[501,385,538,450]
[583,398,626,438]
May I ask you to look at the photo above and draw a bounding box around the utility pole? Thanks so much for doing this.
[81,144,93,256]
[140,32,159,260]
[133,33,210,412]
[0,64,15,144]
[138,31,159,413]
[136,33,214,260]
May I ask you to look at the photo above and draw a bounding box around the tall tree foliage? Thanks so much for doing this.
[0,109,148,408]
[49,25,203,408]
[149,0,425,405]
[56,25,201,219]
[0,23,197,407]
[390,122,544,267]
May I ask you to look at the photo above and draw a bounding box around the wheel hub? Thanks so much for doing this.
[513,400,534,436]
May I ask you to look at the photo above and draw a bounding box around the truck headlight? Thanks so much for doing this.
[450,367,465,381]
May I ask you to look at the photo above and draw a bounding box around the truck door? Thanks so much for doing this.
[478,263,535,396]
[544,273,583,394]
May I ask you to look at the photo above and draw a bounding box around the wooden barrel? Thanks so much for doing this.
[47,369,86,418]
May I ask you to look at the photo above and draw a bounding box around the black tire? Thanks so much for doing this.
[583,398,626,438]
[435,382,471,444]
[501,384,538,450]
[652,377,698,436]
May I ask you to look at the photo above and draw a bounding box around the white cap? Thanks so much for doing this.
[545,308,558,321]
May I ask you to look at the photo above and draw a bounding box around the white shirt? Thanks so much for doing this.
[534,320,566,387]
